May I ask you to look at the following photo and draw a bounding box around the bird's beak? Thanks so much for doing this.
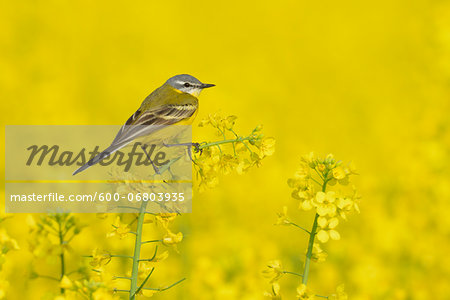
[200,83,215,89]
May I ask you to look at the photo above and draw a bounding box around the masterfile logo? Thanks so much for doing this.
[5,125,193,213]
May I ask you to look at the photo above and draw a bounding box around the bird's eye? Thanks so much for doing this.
[184,82,190,87]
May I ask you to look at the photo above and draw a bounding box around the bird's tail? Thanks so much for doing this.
[72,143,126,176]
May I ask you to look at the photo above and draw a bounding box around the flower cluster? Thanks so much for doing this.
[195,113,275,190]
[0,228,19,271]
[24,213,103,299]
[288,153,360,243]
[262,260,284,283]
[263,281,281,299]
[294,283,347,300]
[90,211,184,298]
[58,276,119,300]
[106,216,131,240]
[27,214,85,278]
[0,215,19,299]
[264,153,358,299]
[296,284,315,300]
[147,212,184,252]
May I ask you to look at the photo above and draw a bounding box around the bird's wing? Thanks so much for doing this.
[110,102,198,146]
[72,103,197,176]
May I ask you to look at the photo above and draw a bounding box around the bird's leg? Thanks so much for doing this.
[140,145,160,175]
[191,142,202,154]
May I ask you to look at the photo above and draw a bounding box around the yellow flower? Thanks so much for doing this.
[0,254,5,271]
[262,260,284,283]
[93,288,118,300]
[300,196,315,211]
[236,158,252,175]
[107,217,130,239]
[199,113,239,134]
[288,164,310,188]
[316,217,340,243]
[0,279,9,299]
[138,263,153,280]
[195,115,274,190]
[155,213,177,229]
[89,248,111,267]
[256,137,276,158]
[317,163,326,172]
[329,284,348,300]
[29,235,61,261]
[138,289,157,297]
[60,275,73,289]
[311,243,327,263]
[254,124,263,132]
[195,146,224,190]
[275,206,291,225]
[163,231,183,245]
[26,215,37,231]
[138,251,169,279]
[332,166,346,180]
[235,141,249,154]
[154,250,170,263]
[288,165,316,210]
[296,284,315,299]
[302,152,317,169]
[336,197,354,220]
[217,154,238,175]
[0,229,19,252]
[329,163,356,186]
[263,282,282,299]
[90,268,114,286]
[314,191,337,216]
[162,230,183,251]
[223,115,238,130]
[324,153,335,165]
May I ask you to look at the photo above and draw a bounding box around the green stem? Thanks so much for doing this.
[129,201,148,300]
[131,267,154,298]
[282,270,303,277]
[302,213,319,285]
[36,274,60,281]
[58,219,65,294]
[198,137,252,150]
[143,278,186,291]
[139,245,158,262]
[141,239,161,244]
[302,179,328,285]
[289,222,311,234]
[111,254,134,259]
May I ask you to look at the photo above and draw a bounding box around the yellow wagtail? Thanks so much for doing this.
[73,74,215,175]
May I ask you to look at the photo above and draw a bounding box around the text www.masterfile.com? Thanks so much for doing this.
[9,192,186,202]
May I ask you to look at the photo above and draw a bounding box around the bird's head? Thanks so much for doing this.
[166,74,215,97]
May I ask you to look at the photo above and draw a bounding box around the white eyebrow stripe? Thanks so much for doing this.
[175,80,202,87]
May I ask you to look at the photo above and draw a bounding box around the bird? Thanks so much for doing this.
[72,74,215,175]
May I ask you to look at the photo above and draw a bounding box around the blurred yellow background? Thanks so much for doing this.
[1,0,450,299]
